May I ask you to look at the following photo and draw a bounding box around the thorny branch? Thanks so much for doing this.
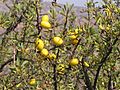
[0,15,23,36]
[35,0,42,35]
[81,57,92,90]
[53,48,59,90]
[93,34,119,90]
[0,57,35,72]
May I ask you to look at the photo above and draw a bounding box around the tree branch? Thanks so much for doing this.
[35,1,42,35]
[82,58,93,90]
[93,36,119,90]
[0,57,35,72]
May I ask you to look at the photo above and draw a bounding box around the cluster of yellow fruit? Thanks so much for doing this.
[35,15,89,74]
[35,37,89,75]
[68,28,80,45]
[69,58,89,67]
[40,15,51,29]
[35,38,49,57]
[35,36,63,58]
[56,58,89,74]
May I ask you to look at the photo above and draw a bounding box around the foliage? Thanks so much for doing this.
[0,0,120,90]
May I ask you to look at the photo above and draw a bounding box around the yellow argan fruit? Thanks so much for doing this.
[42,15,49,21]
[84,61,89,67]
[72,39,79,45]
[105,25,111,31]
[48,53,56,60]
[52,37,63,46]
[29,78,36,85]
[69,32,78,39]
[35,38,44,51]
[40,21,51,29]
[69,58,79,66]
[40,48,49,57]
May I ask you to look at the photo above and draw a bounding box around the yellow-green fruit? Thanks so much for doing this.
[48,53,56,60]
[57,64,65,72]
[72,39,78,45]
[40,21,51,29]
[69,32,78,39]
[105,25,110,31]
[84,61,89,67]
[42,15,49,21]
[35,38,44,51]
[70,58,79,66]
[29,78,36,85]
[40,48,49,57]
[53,37,63,46]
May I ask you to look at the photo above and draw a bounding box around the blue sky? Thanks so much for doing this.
[44,0,103,7]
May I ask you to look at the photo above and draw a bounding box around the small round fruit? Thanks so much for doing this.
[42,15,49,21]
[29,78,36,85]
[57,64,65,72]
[48,53,56,60]
[40,21,51,29]
[84,61,89,67]
[69,32,78,39]
[40,48,49,57]
[35,38,44,51]
[72,39,78,45]
[69,58,79,66]
[52,37,63,46]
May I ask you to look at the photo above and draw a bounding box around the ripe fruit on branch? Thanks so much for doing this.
[41,15,49,21]
[40,48,49,57]
[69,58,79,66]
[48,53,56,60]
[52,36,63,46]
[69,32,78,40]
[29,78,36,85]
[71,39,79,45]
[40,21,51,29]
[40,15,51,29]
[35,38,44,51]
